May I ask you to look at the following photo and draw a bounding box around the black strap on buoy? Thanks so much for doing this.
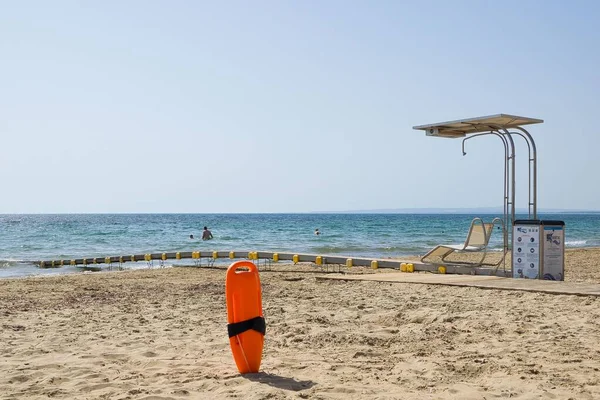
[227,316,266,338]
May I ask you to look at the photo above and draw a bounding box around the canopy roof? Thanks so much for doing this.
[413,114,543,138]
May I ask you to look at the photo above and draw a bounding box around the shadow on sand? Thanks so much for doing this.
[243,371,316,391]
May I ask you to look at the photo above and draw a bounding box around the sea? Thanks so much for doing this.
[1,213,599,278]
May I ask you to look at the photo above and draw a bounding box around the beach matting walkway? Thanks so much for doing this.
[317,271,600,296]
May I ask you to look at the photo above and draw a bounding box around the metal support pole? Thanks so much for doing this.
[490,126,517,234]
[513,126,538,219]
[506,131,533,218]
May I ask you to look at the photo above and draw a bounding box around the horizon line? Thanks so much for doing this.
[1,208,599,215]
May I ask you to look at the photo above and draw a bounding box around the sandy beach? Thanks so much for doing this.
[1,248,600,399]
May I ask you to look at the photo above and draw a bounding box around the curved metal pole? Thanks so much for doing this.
[488,126,516,272]
[513,126,538,219]
[490,125,517,231]
[506,131,532,218]
[461,131,510,263]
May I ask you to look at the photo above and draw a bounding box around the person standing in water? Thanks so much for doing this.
[202,226,213,240]
[314,228,321,235]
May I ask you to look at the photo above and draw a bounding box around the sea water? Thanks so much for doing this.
[1,213,599,278]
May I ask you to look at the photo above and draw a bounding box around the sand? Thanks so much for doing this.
[1,248,600,399]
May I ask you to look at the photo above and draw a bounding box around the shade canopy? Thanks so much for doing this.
[413,114,543,138]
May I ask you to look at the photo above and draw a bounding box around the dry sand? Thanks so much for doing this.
[1,248,600,399]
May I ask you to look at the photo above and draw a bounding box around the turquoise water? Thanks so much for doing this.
[1,213,599,278]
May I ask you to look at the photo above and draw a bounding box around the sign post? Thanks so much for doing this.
[541,221,565,281]
[512,220,541,279]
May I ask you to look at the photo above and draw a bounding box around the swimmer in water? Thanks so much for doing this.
[202,226,213,240]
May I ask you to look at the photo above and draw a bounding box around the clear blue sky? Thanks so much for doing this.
[1,1,599,213]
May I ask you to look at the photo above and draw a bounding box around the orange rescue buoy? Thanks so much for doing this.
[225,260,265,374]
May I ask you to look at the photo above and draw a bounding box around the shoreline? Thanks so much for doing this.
[4,246,600,282]
[0,246,600,279]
